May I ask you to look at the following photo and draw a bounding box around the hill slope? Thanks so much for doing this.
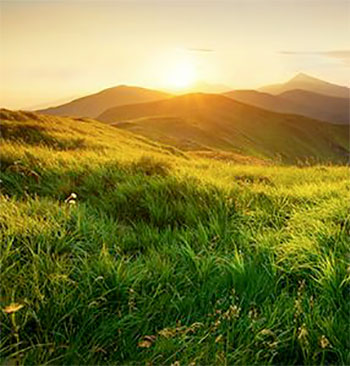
[38,85,171,118]
[1,109,349,365]
[98,93,349,164]
[259,73,349,98]
[224,89,349,125]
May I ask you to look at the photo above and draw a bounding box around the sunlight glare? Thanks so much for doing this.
[165,59,197,90]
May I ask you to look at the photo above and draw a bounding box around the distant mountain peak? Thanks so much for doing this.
[289,72,323,83]
[259,73,349,98]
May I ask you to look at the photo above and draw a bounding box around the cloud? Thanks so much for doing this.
[187,48,214,53]
[322,50,350,59]
[280,50,350,65]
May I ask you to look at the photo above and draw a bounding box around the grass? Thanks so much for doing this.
[0,110,349,365]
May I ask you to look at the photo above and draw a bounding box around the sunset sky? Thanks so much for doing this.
[1,0,349,109]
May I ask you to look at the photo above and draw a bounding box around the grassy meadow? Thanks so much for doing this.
[0,110,349,365]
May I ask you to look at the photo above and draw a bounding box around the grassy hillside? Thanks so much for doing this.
[1,110,349,365]
[98,93,349,164]
[224,89,349,125]
[38,86,171,118]
[279,90,349,125]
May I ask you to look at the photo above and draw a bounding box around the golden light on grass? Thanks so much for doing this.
[3,303,23,314]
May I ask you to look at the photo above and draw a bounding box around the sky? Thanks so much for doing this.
[1,0,349,109]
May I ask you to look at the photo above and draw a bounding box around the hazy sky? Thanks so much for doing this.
[1,0,349,109]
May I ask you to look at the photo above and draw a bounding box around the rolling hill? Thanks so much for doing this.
[1,109,349,365]
[259,73,349,98]
[37,85,171,118]
[224,89,349,125]
[98,93,349,164]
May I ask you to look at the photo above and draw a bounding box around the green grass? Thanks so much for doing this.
[1,110,349,365]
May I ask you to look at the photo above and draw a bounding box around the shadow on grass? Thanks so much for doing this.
[1,123,86,150]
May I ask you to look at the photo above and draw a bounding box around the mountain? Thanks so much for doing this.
[259,73,349,98]
[279,89,349,124]
[224,89,349,125]
[97,93,349,164]
[38,85,171,118]
[224,90,296,114]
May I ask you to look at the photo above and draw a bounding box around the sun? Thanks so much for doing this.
[165,60,197,90]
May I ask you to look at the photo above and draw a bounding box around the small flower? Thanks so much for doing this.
[138,335,156,348]
[3,303,23,314]
[65,193,78,203]
[138,340,152,348]
[319,335,330,349]
[68,199,76,205]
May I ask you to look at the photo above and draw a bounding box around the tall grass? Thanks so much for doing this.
[0,111,349,365]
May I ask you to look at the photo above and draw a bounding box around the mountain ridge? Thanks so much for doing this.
[224,88,349,124]
[259,73,349,98]
[97,93,349,164]
[38,85,172,118]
